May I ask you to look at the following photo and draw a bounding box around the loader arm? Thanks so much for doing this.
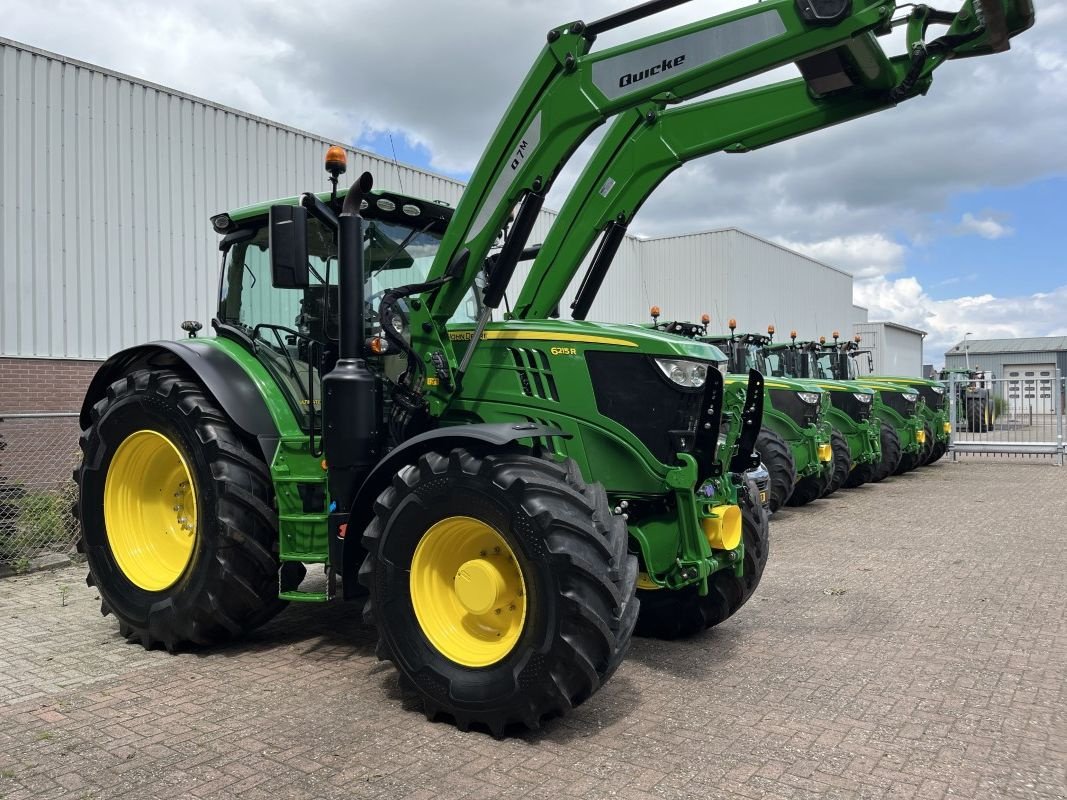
[513,0,1034,320]
[409,0,938,410]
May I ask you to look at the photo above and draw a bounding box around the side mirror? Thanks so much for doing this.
[269,205,310,289]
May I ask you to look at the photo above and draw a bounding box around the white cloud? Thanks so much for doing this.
[855,276,1067,365]
[957,213,1014,240]
[772,234,907,279]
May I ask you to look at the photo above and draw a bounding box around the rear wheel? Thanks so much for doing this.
[755,427,795,512]
[75,369,291,651]
[870,422,901,483]
[928,438,948,464]
[822,429,851,497]
[359,449,637,736]
[634,477,769,640]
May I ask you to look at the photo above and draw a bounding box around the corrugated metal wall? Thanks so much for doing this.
[943,351,1067,377]
[0,38,469,360]
[634,229,855,338]
[2,37,859,360]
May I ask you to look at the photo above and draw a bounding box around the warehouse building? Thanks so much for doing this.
[853,321,928,377]
[3,36,864,411]
[944,336,1067,414]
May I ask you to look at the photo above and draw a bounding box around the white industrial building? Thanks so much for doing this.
[1,36,915,404]
[854,321,928,377]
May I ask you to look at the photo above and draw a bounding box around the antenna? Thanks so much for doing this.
[388,134,405,196]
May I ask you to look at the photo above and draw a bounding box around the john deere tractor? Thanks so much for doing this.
[940,368,996,433]
[806,335,928,475]
[844,336,951,464]
[667,318,833,512]
[74,0,1032,735]
[762,331,882,489]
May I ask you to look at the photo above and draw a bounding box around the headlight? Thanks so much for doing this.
[931,386,945,394]
[655,358,708,388]
[797,392,821,405]
[853,393,872,403]
[903,392,918,402]
[715,361,727,377]
[390,314,405,336]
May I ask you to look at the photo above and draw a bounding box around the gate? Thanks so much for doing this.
[948,372,1065,464]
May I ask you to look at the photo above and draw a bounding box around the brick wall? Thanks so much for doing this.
[0,358,102,492]
[0,358,102,414]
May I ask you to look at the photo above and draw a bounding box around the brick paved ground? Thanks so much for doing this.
[0,460,1064,800]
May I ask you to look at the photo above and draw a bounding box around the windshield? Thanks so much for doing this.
[217,216,481,428]
[740,343,766,373]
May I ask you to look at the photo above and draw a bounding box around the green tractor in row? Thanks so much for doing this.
[74,0,1033,735]
[761,331,884,488]
[658,316,834,512]
[844,339,952,464]
[806,336,930,474]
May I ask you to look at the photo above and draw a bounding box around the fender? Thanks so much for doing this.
[79,340,279,462]
[339,422,569,599]
[730,369,765,473]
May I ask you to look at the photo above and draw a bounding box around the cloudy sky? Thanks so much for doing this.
[6,0,1065,363]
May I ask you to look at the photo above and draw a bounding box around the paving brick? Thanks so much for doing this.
[0,461,1065,799]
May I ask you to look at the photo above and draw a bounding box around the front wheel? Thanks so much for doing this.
[634,477,769,640]
[360,449,638,736]
[822,428,852,497]
[870,422,902,483]
[755,427,795,513]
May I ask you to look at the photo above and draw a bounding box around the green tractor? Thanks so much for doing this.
[939,368,996,433]
[74,0,1033,735]
[762,331,883,489]
[805,336,928,475]
[667,317,833,512]
[844,337,952,464]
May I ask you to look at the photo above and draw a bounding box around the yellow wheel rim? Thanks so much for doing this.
[103,430,198,592]
[409,516,527,668]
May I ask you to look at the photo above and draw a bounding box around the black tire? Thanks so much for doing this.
[822,428,851,497]
[967,398,990,433]
[928,438,947,464]
[359,449,638,737]
[843,462,873,488]
[785,471,825,507]
[75,369,292,651]
[755,427,795,512]
[870,422,902,483]
[635,476,769,639]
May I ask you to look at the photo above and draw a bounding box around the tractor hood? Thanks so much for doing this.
[758,375,824,395]
[853,378,920,396]
[868,375,946,391]
[446,319,727,361]
[801,378,875,396]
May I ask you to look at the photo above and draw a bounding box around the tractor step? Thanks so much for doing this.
[279,590,329,603]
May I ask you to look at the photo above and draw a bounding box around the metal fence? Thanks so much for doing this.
[0,413,82,570]
[948,372,1065,464]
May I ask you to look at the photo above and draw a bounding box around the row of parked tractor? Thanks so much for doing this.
[647,310,962,513]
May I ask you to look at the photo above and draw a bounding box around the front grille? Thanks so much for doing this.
[768,388,819,428]
[586,352,703,463]
[880,390,917,418]
[916,385,945,411]
[508,347,559,402]
[829,391,872,421]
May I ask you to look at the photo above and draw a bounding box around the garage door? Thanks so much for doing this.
[1003,364,1056,415]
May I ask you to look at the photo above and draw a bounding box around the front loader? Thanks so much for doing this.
[74,0,1033,736]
